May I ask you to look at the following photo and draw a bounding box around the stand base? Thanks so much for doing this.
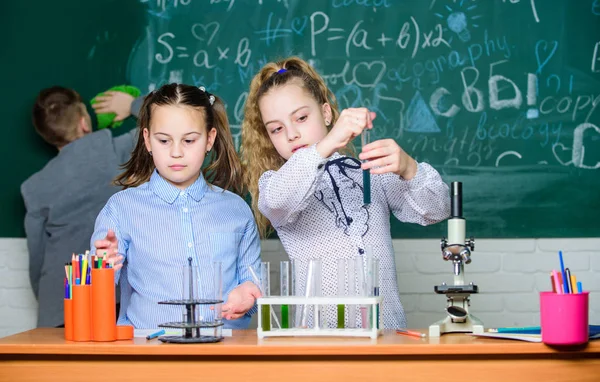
[258,327,382,339]
[428,314,484,337]
[158,335,223,344]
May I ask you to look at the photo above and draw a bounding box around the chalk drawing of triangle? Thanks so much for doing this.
[405,91,441,133]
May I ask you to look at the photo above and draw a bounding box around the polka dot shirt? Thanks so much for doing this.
[258,145,450,329]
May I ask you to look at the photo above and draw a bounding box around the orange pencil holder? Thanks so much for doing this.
[64,298,73,341]
[72,284,92,341]
[91,268,117,341]
[116,325,134,340]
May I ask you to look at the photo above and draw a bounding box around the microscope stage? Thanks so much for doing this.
[434,284,478,294]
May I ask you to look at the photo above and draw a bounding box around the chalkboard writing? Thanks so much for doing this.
[3,0,599,238]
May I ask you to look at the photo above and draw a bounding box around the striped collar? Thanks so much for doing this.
[149,169,208,204]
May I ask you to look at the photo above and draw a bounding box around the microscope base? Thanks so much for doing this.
[428,314,484,337]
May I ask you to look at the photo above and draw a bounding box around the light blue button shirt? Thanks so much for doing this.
[91,170,261,329]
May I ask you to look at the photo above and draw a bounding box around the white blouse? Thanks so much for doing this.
[258,145,450,329]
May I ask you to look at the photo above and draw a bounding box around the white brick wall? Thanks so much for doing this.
[0,239,37,338]
[1,237,598,338]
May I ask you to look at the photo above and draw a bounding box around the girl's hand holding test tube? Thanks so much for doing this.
[93,229,124,270]
[221,281,262,320]
[359,139,418,180]
[316,108,376,158]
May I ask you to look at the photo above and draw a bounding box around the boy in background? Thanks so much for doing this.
[21,86,140,327]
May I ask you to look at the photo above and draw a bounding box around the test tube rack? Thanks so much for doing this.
[257,295,383,339]
[157,298,224,343]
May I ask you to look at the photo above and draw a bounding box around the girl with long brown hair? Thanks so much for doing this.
[92,83,261,330]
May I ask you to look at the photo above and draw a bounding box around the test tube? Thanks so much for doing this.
[361,129,371,205]
[337,259,347,329]
[291,259,303,328]
[316,259,325,328]
[347,258,357,328]
[213,262,223,321]
[212,261,223,338]
[182,257,199,302]
[280,261,290,329]
[300,258,322,328]
[355,256,369,329]
[260,262,271,331]
[182,257,199,338]
[365,248,379,329]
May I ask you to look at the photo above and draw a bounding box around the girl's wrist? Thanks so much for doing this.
[316,136,336,158]
[399,158,418,180]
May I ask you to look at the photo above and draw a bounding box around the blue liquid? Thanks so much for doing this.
[363,170,371,205]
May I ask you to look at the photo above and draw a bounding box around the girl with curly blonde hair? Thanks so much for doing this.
[241,56,450,329]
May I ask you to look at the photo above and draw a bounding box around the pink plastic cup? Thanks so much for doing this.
[540,291,589,346]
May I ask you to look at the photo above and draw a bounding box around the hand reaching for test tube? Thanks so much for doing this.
[359,139,418,180]
[221,281,262,320]
[93,229,124,270]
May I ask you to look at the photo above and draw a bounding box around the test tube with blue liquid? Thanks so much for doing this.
[361,129,371,205]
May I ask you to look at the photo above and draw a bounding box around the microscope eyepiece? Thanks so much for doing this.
[451,181,462,218]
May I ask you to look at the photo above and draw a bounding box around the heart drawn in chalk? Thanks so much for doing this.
[535,40,558,74]
[291,17,308,35]
[352,61,386,88]
[191,22,220,46]
[551,142,573,166]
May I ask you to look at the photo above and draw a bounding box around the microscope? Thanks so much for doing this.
[429,182,484,337]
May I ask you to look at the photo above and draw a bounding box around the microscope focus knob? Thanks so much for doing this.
[460,248,472,264]
[443,249,453,261]
[467,237,475,251]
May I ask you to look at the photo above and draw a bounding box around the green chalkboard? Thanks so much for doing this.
[1,0,146,238]
[3,0,600,238]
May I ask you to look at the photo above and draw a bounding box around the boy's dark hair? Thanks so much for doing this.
[32,86,87,147]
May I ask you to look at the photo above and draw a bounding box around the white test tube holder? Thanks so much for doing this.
[256,295,383,339]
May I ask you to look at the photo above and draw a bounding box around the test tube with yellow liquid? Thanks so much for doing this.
[260,262,271,331]
[337,259,348,329]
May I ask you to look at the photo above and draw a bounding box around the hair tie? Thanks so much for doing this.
[198,86,215,106]
[277,68,287,74]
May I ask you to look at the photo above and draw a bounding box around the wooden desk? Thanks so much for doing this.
[0,329,598,382]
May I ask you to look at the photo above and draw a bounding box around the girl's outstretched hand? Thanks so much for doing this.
[221,281,262,320]
[359,139,418,179]
[93,229,124,270]
[317,108,376,158]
